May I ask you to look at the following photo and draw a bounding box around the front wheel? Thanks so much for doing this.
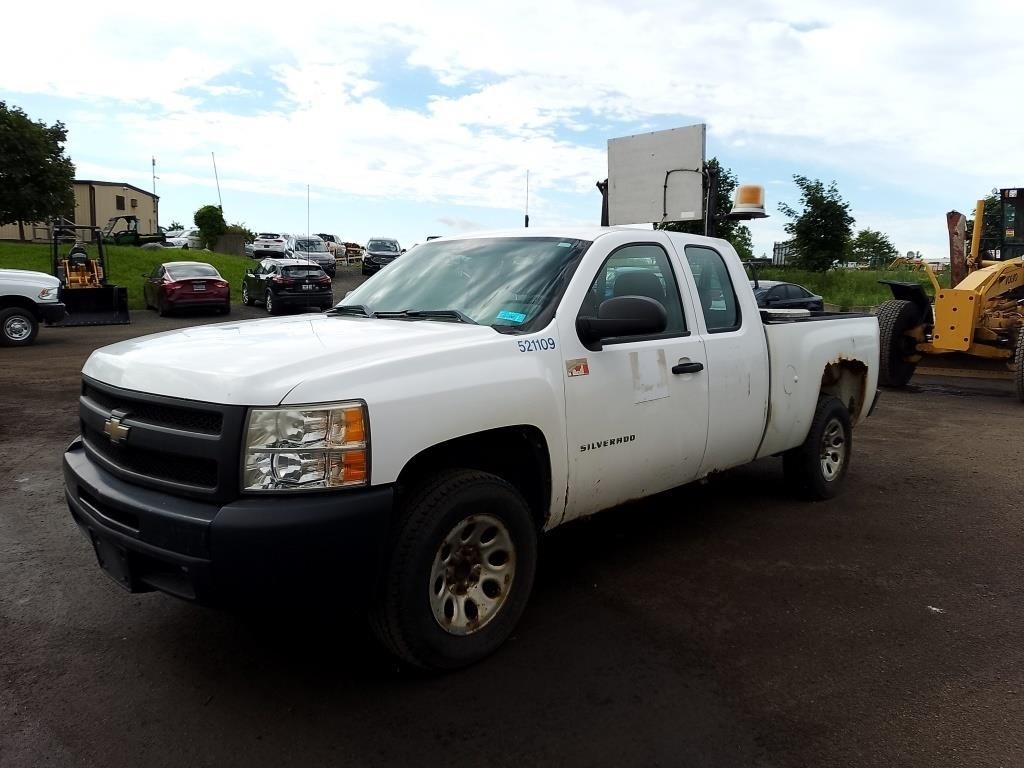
[0,307,39,346]
[371,470,538,670]
[783,396,852,500]
[1014,330,1024,403]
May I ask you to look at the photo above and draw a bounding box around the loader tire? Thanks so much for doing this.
[1014,330,1024,403]
[877,299,920,388]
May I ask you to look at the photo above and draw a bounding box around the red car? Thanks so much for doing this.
[144,261,231,316]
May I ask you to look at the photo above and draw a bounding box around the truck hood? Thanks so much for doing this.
[0,268,61,289]
[82,314,500,405]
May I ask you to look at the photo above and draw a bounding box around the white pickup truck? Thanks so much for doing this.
[64,228,879,669]
[0,268,66,346]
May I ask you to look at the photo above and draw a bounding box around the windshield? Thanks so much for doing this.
[167,265,220,280]
[368,240,399,252]
[294,239,328,252]
[340,237,590,330]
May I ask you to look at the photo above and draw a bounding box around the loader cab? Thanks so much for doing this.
[1000,188,1024,261]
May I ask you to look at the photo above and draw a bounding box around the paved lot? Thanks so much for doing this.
[2,296,1023,767]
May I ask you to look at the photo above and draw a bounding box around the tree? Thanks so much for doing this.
[847,228,899,269]
[193,204,226,249]
[778,176,855,272]
[657,158,752,258]
[226,221,256,242]
[965,191,1001,257]
[0,102,75,240]
[167,219,185,230]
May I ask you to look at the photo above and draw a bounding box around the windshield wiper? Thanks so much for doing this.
[327,304,373,317]
[374,309,477,324]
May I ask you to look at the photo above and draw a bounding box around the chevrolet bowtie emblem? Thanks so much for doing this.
[103,413,131,445]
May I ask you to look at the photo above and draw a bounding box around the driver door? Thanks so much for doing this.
[556,237,710,524]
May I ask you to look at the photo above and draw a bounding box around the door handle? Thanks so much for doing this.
[672,361,704,375]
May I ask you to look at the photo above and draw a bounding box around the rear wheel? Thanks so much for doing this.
[221,302,231,315]
[371,470,538,670]
[265,291,278,315]
[783,396,852,500]
[157,299,170,317]
[0,307,39,346]
[877,299,921,387]
[1014,330,1024,403]
[241,284,252,306]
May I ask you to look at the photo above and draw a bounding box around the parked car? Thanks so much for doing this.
[244,241,256,258]
[316,233,344,256]
[252,232,289,257]
[362,237,403,275]
[750,280,824,311]
[144,261,231,316]
[241,258,333,314]
[286,235,336,276]
[164,228,204,250]
[0,268,66,346]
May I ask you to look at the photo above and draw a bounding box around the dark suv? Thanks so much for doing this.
[241,259,333,314]
[362,238,403,275]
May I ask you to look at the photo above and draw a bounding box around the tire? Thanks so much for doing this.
[371,469,538,671]
[877,299,920,387]
[265,291,278,315]
[241,284,252,306]
[157,299,170,317]
[221,302,231,315]
[181,244,189,251]
[0,307,39,347]
[783,396,852,500]
[1014,330,1024,403]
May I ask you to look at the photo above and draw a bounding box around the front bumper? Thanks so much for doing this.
[38,302,67,324]
[63,437,394,604]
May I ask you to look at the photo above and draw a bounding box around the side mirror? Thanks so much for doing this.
[401,249,407,254]
[576,296,667,351]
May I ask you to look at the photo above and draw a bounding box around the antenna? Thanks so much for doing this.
[306,184,312,267]
[524,169,530,228]
[211,152,223,211]
[151,156,157,196]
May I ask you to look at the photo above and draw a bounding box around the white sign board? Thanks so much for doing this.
[607,124,706,226]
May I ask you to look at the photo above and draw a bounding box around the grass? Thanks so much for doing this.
[0,240,359,310]
[750,266,950,309]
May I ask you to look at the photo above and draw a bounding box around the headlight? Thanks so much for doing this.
[242,401,368,491]
[38,287,58,300]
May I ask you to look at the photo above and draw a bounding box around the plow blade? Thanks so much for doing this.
[57,287,130,326]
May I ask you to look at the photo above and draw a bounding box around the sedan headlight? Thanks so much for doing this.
[242,402,368,491]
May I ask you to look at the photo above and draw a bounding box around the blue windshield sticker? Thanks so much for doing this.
[497,310,527,323]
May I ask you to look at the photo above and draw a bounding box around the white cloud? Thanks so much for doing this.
[2,0,1021,240]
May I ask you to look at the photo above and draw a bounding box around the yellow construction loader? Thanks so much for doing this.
[876,188,1024,400]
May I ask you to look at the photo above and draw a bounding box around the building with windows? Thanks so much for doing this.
[0,180,159,240]
[772,241,793,266]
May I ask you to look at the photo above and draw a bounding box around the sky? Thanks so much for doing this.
[2,0,1022,261]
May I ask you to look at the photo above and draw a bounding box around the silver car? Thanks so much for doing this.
[286,235,336,276]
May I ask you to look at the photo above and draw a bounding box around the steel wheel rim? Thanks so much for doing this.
[819,417,846,481]
[429,513,516,636]
[4,315,30,341]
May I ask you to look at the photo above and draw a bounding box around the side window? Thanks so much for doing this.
[790,284,810,299]
[578,243,687,337]
[150,266,163,279]
[684,246,741,332]
[767,286,784,302]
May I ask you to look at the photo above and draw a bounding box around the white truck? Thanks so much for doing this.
[0,268,66,346]
[63,228,879,669]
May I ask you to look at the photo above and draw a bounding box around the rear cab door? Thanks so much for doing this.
[556,231,710,524]
[667,237,770,475]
